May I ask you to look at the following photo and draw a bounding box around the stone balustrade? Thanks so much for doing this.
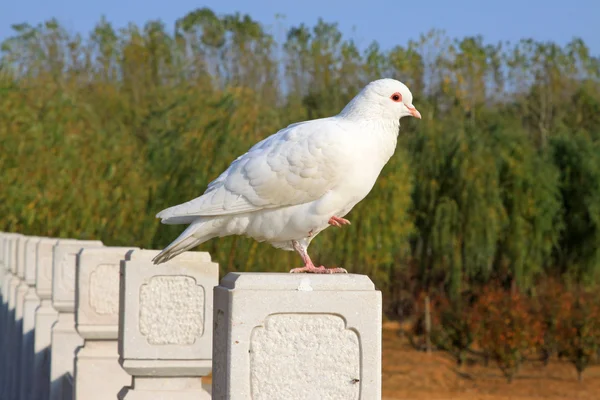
[50,240,104,400]
[118,249,218,399]
[0,231,383,400]
[74,246,138,400]
[2,233,22,400]
[20,237,43,400]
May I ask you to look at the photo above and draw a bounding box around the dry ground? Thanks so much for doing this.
[382,322,600,400]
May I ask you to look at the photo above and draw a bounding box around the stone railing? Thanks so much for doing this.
[0,232,382,399]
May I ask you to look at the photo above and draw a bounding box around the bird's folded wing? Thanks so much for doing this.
[156,119,348,220]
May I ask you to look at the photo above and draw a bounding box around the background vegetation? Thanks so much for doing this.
[1,9,600,321]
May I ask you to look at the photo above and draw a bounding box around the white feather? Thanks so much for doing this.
[152,78,420,266]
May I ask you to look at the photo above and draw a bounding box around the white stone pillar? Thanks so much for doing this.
[19,236,44,400]
[32,237,62,400]
[118,249,218,400]
[212,273,383,400]
[0,234,5,334]
[3,234,23,400]
[74,246,138,400]
[0,233,5,327]
[49,240,103,400]
[30,238,93,400]
[0,233,10,395]
[13,235,37,400]
[0,232,6,311]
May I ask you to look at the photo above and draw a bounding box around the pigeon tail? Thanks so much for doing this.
[152,220,214,264]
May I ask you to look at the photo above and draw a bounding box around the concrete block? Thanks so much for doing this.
[0,234,20,398]
[119,377,210,400]
[118,249,218,399]
[19,236,43,400]
[32,237,90,400]
[76,246,138,339]
[4,234,24,400]
[12,236,37,400]
[74,247,137,400]
[51,240,104,313]
[31,238,61,400]
[49,240,103,400]
[32,299,59,400]
[25,236,43,286]
[212,273,382,400]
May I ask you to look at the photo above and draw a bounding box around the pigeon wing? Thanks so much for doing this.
[156,118,349,221]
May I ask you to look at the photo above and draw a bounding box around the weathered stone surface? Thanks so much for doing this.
[31,238,68,400]
[139,276,205,345]
[36,238,76,300]
[49,240,103,400]
[212,272,382,400]
[0,234,7,296]
[250,314,360,400]
[89,263,120,314]
[16,235,30,279]
[13,279,28,400]
[118,377,211,400]
[119,249,218,379]
[19,236,44,400]
[1,234,18,302]
[7,272,20,315]
[74,247,138,400]
[32,299,59,400]
[0,234,22,400]
[20,286,41,400]
[49,312,84,400]
[75,247,137,339]
[8,235,19,274]
[6,235,25,400]
[52,240,103,312]
[74,340,131,400]
[15,282,28,323]
[24,237,43,285]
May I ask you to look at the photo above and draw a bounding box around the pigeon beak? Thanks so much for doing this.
[406,105,422,119]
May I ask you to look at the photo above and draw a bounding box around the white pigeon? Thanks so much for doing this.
[152,78,421,273]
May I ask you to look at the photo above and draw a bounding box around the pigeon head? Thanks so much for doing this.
[340,78,421,121]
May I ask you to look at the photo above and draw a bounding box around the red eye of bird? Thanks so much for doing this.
[390,92,402,102]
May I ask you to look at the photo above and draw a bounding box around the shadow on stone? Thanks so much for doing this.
[19,328,35,400]
[49,372,72,400]
[32,346,51,400]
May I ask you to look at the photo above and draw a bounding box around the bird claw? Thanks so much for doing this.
[289,265,348,274]
[328,216,351,227]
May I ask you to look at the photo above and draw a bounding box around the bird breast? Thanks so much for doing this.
[220,120,399,247]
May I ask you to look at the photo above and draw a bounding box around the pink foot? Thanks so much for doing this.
[289,265,348,274]
[290,239,348,274]
[328,216,351,227]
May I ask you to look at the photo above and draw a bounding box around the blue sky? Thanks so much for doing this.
[1,0,598,54]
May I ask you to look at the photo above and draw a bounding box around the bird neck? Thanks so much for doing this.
[338,99,401,134]
[336,117,399,167]
[370,119,400,162]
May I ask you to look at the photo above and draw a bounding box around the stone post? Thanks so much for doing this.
[19,236,43,400]
[3,234,22,400]
[118,249,218,400]
[0,233,6,318]
[74,246,138,400]
[0,234,5,332]
[32,238,62,400]
[212,273,383,400]
[12,236,37,400]
[49,240,103,400]
[0,231,5,290]
[0,233,10,395]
